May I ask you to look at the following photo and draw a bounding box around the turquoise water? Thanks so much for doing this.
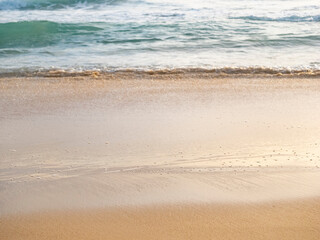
[0,0,319,72]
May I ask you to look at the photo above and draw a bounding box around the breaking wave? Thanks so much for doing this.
[0,0,125,10]
[231,15,320,22]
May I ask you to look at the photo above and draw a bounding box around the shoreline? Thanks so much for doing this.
[1,67,320,78]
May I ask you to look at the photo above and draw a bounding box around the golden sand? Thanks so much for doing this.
[1,74,320,239]
[1,199,320,240]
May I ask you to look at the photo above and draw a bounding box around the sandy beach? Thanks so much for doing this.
[1,199,320,240]
[1,72,320,239]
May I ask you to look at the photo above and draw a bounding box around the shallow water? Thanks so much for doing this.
[0,0,319,71]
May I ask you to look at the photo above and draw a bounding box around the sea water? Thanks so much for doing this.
[0,0,319,72]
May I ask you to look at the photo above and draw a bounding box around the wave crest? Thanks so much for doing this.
[231,15,320,22]
[0,0,123,10]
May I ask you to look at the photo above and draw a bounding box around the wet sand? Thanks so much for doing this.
[1,73,320,238]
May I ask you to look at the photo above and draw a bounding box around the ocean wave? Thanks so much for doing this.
[0,49,29,55]
[100,38,162,44]
[3,19,319,50]
[231,15,320,22]
[0,21,102,48]
[0,0,125,10]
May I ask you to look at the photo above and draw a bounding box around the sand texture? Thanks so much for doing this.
[1,199,320,240]
[1,73,320,239]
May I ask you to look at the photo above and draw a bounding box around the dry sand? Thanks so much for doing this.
[1,200,320,240]
[1,72,320,239]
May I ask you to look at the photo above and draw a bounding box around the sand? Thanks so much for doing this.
[1,200,320,240]
[1,72,320,239]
